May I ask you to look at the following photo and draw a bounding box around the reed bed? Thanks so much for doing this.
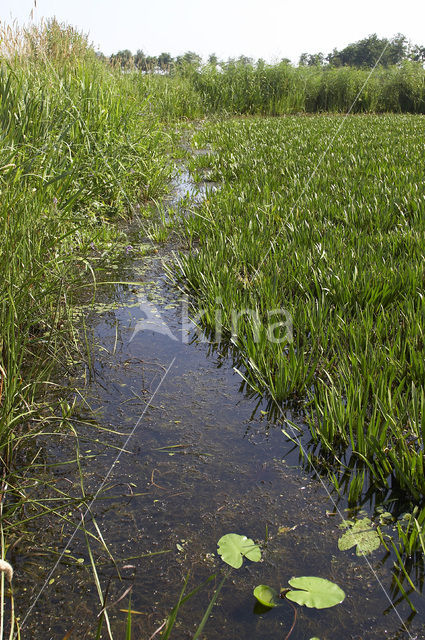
[175,114,425,501]
[0,19,174,464]
[188,61,425,115]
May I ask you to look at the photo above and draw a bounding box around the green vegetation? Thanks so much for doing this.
[105,32,425,116]
[285,576,345,609]
[0,19,174,459]
[253,584,280,607]
[217,533,262,568]
[195,533,346,639]
[2,16,425,640]
[0,23,177,634]
[109,33,425,71]
[300,33,424,67]
[189,60,425,114]
[338,518,381,555]
[104,54,425,117]
[175,114,425,501]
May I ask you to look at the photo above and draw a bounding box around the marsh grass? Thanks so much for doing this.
[2,15,425,639]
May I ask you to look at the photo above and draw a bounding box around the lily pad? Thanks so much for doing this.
[217,534,261,569]
[338,518,380,556]
[286,576,345,609]
[253,585,280,608]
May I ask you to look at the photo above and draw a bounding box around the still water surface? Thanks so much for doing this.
[15,169,425,640]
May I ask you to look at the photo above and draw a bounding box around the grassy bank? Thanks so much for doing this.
[175,114,425,502]
[0,21,174,461]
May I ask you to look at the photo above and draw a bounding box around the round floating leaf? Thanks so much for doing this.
[338,518,380,556]
[286,577,345,609]
[253,585,280,608]
[217,534,261,569]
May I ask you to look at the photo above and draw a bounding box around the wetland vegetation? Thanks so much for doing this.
[177,114,425,503]
[0,18,425,640]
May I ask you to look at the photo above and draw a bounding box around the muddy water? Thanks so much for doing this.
[15,169,425,640]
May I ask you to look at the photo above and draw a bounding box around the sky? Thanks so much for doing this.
[0,0,424,64]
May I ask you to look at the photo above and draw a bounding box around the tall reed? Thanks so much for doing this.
[0,19,173,458]
[180,60,425,115]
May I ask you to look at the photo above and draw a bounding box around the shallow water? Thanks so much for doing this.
[14,165,425,640]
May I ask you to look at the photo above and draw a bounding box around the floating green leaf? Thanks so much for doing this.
[338,518,380,555]
[378,511,394,525]
[253,585,280,608]
[286,577,345,609]
[217,534,261,569]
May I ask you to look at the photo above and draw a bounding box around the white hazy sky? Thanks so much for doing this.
[0,0,424,63]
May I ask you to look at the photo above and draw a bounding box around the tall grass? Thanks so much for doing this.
[0,20,181,637]
[90,56,425,120]
[173,60,425,115]
[0,19,174,459]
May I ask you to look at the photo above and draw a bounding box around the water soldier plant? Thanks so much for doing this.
[174,115,425,504]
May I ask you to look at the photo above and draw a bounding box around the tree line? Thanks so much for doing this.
[299,33,425,67]
[98,34,425,72]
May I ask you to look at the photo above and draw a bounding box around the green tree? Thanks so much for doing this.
[299,52,325,66]
[110,49,133,69]
[134,49,147,71]
[158,52,173,71]
[237,55,254,66]
[208,53,219,67]
[410,44,425,63]
[176,51,202,70]
[327,34,408,67]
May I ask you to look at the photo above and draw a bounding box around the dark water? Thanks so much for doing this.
[13,168,425,640]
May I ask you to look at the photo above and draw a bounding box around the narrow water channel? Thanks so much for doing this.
[14,166,425,640]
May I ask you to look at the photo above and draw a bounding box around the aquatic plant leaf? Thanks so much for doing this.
[253,585,280,607]
[338,518,380,555]
[378,511,393,525]
[217,534,261,568]
[286,577,345,609]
